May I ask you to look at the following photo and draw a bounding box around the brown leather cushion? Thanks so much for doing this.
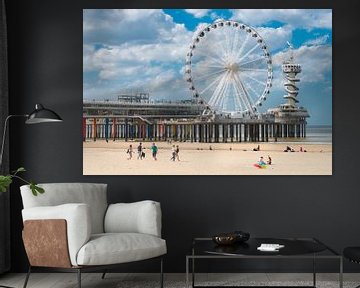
[23,219,72,268]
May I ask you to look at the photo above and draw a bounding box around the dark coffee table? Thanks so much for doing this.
[186,237,342,288]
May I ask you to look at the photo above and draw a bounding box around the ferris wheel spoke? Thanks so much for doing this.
[196,61,226,70]
[241,73,266,86]
[239,68,268,73]
[230,29,240,61]
[194,49,226,67]
[233,73,255,112]
[208,72,229,108]
[207,73,226,106]
[199,72,226,95]
[233,79,250,112]
[231,80,245,112]
[239,56,266,67]
[237,43,260,63]
[219,32,231,63]
[245,82,261,103]
[213,76,229,109]
[219,76,232,110]
[194,68,227,82]
[234,33,250,64]
[211,40,230,63]
[224,27,234,61]
[203,64,227,69]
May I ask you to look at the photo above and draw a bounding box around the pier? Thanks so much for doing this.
[83,42,309,144]
[82,115,307,143]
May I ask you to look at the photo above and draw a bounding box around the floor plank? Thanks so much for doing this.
[1,273,359,288]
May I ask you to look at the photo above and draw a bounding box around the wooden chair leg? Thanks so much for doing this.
[22,266,31,288]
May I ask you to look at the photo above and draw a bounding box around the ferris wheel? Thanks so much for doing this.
[185,20,273,117]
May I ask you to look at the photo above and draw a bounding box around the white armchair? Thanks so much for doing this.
[20,183,166,288]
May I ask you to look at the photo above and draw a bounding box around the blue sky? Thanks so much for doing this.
[83,9,332,125]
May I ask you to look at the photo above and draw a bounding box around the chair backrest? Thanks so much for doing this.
[20,183,108,234]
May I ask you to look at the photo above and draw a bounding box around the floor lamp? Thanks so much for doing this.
[0,104,63,167]
[0,104,62,288]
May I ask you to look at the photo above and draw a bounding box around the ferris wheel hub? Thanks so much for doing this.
[226,63,239,73]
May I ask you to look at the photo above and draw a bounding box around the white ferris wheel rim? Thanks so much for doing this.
[185,20,273,116]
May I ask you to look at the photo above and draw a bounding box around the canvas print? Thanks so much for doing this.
[83,9,332,175]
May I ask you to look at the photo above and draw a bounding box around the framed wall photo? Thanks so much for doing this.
[83,9,332,175]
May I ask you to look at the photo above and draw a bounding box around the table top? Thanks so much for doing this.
[190,237,340,258]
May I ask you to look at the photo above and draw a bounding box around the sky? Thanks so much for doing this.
[83,9,332,125]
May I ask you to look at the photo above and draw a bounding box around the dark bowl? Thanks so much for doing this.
[233,230,250,242]
[212,234,237,245]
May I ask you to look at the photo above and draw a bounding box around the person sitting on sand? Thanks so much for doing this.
[284,146,293,152]
[253,145,260,151]
[258,156,266,166]
[300,146,307,152]
[267,155,272,165]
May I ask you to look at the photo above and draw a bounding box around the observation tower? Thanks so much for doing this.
[268,42,309,138]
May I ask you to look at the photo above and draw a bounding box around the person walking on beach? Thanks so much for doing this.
[151,142,158,160]
[137,142,143,160]
[170,145,176,161]
[127,144,133,160]
[175,145,180,161]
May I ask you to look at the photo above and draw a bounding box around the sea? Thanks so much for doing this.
[276,125,332,144]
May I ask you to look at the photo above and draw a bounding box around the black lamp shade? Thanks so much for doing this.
[25,104,63,124]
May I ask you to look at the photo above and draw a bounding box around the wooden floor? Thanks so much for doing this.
[0,273,360,288]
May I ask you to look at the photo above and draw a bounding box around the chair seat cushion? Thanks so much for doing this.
[76,233,167,266]
[344,247,360,263]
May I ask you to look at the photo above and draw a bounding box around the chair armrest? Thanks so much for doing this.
[22,203,91,266]
[104,200,162,237]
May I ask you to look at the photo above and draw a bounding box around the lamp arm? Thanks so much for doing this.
[0,114,28,169]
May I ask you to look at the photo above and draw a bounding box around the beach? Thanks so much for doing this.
[83,140,332,175]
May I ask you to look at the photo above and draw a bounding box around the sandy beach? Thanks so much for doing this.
[83,140,332,175]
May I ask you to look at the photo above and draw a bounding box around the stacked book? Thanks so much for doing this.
[257,243,285,252]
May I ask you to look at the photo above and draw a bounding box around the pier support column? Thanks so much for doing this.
[244,124,247,142]
[112,118,116,141]
[93,118,97,141]
[82,118,86,142]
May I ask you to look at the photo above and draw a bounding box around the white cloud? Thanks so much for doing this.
[84,9,195,100]
[304,34,330,46]
[255,25,292,52]
[231,9,332,30]
[84,8,332,108]
[83,9,179,46]
[184,9,211,18]
[272,44,332,83]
